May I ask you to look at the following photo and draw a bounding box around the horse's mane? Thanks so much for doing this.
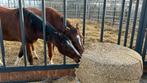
[23,9,58,37]
[0,6,16,10]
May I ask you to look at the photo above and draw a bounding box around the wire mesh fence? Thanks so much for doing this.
[0,0,143,22]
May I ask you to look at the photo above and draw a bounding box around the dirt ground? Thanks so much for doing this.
[0,18,138,66]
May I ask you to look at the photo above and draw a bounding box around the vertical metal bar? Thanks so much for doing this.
[142,28,147,63]
[99,2,102,22]
[14,0,16,8]
[18,0,27,66]
[34,0,36,6]
[117,0,125,45]
[100,0,106,42]
[97,0,100,22]
[0,20,6,67]
[37,0,40,7]
[41,0,47,66]
[135,0,147,53]
[22,0,25,8]
[130,0,139,48]
[76,1,78,18]
[29,0,31,6]
[124,0,132,46]
[63,0,67,65]
[112,0,116,27]
[82,0,87,44]
[87,5,90,19]
[8,0,10,7]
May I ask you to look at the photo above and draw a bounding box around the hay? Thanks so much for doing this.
[39,76,77,83]
[52,76,77,83]
[76,43,143,83]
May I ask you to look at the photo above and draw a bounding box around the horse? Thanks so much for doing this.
[23,7,84,64]
[0,7,81,65]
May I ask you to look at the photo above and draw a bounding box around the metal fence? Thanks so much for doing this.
[0,0,143,22]
[0,0,79,73]
[0,0,146,81]
[135,0,147,65]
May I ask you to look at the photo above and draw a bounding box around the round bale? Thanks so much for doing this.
[76,43,143,83]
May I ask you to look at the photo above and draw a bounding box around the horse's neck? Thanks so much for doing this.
[27,8,41,16]
[19,7,73,32]
[23,9,58,40]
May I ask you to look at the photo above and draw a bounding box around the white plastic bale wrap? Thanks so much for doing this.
[76,43,143,83]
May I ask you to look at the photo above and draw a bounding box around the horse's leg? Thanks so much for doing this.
[14,46,23,65]
[15,44,33,65]
[26,43,33,65]
[48,42,54,64]
[31,44,39,60]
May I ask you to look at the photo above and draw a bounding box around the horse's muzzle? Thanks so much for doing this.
[74,55,81,63]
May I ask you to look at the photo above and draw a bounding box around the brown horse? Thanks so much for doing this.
[22,7,84,64]
[0,7,81,65]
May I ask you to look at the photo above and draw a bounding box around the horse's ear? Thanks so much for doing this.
[76,23,79,30]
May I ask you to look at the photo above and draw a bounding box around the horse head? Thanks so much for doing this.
[64,23,84,55]
[24,9,81,63]
[46,8,84,55]
[47,32,81,63]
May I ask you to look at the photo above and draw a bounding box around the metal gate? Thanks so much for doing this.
[0,0,146,81]
[0,0,79,73]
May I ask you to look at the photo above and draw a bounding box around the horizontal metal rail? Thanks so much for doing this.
[0,64,79,73]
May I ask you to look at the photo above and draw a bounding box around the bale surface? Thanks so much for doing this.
[76,43,143,83]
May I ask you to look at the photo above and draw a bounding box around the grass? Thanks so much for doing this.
[0,18,138,66]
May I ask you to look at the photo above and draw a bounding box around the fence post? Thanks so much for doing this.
[135,0,147,54]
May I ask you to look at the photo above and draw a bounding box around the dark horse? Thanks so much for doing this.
[20,7,84,64]
[0,7,81,65]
